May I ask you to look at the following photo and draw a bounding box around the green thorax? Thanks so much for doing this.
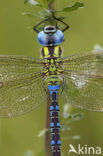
[41,46,63,76]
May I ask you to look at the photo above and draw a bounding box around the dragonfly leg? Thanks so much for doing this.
[52,12,70,32]
[33,18,49,33]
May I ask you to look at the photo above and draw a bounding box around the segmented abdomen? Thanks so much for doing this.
[48,85,61,156]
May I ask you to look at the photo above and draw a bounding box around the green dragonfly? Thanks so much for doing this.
[0,16,103,156]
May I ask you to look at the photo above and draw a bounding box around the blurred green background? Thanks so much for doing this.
[0,0,103,156]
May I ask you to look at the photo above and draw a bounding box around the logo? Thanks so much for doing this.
[68,144,102,155]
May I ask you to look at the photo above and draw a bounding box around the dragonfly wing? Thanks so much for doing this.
[0,55,46,117]
[0,55,42,80]
[62,51,103,111]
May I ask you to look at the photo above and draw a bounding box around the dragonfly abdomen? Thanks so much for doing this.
[48,85,61,156]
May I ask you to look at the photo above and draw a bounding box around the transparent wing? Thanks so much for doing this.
[0,55,42,80]
[0,55,46,117]
[62,51,103,111]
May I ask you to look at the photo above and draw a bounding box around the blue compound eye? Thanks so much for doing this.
[37,30,64,46]
[37,31,48,46]
[53,30,64,45]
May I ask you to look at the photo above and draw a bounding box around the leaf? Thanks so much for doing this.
[38,129,48,137]
[92,44,103,52]
[72,135,81,140]
[24,150,33,156]
[72,113,84,120]
[57,16,66,20]
[62,2,85,12]
[24,0,38,5]
[24,0,43,7]
[61,125,71,131]
[24,0,29,4]
[39,9,52,18]
[22,12,41,18]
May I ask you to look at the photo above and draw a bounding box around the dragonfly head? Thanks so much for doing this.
[37,26,64,46]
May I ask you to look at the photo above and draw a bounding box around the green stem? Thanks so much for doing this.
[42,0,55,10]
[42,0,47,8]
[48,0,54,10]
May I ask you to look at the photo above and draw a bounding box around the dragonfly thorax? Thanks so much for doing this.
[41,46,63,76]
[41,46,63,59]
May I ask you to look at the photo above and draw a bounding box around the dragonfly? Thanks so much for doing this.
[0,14,103,156]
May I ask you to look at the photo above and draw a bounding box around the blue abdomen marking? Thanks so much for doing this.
[51,140,55,145]
[50,106,54,110]
[48,85,59,96]
[48,85,61,155]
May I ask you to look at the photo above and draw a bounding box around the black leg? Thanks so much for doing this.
[33,12,69,33]
[52,12,69,32]
[54,17,69,32]
[33,18,49,33]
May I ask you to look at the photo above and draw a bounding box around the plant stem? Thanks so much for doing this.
[48,0,54,10]
[42,0,47,8]
[45,91,52,156]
